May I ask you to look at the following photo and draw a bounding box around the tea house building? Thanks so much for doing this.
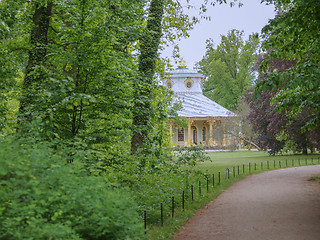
[164,61,237,148]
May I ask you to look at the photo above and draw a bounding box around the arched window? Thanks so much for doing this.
[178,127,184,142]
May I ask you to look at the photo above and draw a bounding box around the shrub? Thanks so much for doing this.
[0,139,144,240]
[104,148,208,225]
[173,145,210,166]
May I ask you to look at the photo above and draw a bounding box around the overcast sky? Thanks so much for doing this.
[162,1,276,69]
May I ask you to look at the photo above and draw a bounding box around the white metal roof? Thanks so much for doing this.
[166,64,235,118]
[173,92,235,118]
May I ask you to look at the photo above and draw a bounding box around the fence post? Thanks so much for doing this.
[144,210,147,235]
[212,173,215,187]
[249,163,251,173]
[218,172,221,184]
[199,181,201,195]
[172,197,174,218]
[160,203,163,226]
[233,166,235,177]
[191,185,193,201]
[182,191,185,211]
[206,177,209,193]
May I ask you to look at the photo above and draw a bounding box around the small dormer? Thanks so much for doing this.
[164,59,204,93]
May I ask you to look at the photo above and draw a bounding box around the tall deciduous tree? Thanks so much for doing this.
[19,2,53,124]
[0,0,21,133]
[246,55,320,155]
[43,0,145,145]
[198,29,259,111]
[131,0,165,154]
[1,0,146,158]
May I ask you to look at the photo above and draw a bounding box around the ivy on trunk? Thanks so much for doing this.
[19,2,53,124]
[131,0,164,154]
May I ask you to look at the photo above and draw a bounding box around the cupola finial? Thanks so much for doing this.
[178,58,187,68]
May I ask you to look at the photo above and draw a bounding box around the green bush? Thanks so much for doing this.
[0,139,144,240]
[173,145,210,166]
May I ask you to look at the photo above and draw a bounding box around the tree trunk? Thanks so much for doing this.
[19,2,53,123]
[303,147,308,155]
[237,135,262,151]
[131,0,164,154]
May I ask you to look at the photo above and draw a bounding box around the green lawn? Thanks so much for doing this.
[197,150,320,176]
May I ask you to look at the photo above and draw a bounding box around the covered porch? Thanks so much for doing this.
[169,117,236,147]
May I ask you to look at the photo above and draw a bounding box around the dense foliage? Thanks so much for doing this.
[0,139,144,239]
[257,0,320,131]
[1,0,147,158]
[246,53,320,154]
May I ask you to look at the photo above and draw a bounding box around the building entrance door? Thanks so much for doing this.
[192,126,197,145]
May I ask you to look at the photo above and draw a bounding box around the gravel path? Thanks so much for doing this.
[174,165,320,240]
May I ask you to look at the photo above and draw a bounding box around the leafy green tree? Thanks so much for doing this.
[18,1,53,124]
[131,0,165,154]
[198,29,259,111]
[257,0,320,130]
[40,0,145,152]
[247,52,320,155]
[0,0,25,133]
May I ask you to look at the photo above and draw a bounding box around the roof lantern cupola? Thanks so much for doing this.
[164,59,204,93]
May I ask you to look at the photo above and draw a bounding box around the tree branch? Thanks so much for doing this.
[226,130,262,151]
